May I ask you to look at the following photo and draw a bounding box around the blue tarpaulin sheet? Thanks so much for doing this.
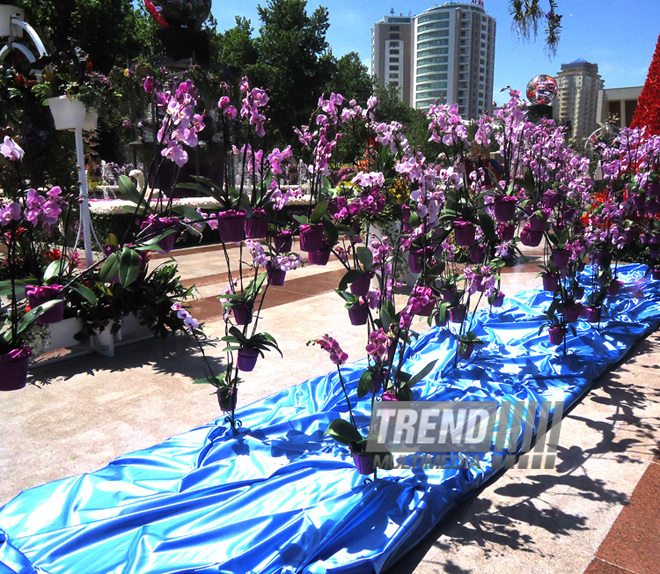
[1,264,659,574]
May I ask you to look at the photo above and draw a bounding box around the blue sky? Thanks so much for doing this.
[210,0,659,105]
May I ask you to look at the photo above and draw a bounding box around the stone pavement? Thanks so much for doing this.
[0,242,658,574]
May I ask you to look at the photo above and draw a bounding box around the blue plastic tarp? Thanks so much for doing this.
[1,264,659,574]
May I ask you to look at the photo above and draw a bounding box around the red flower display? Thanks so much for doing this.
[631,33,660,136]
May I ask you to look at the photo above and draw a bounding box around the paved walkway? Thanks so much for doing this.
[1,242,658,574]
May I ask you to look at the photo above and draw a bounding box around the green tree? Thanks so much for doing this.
[326,51,373,105]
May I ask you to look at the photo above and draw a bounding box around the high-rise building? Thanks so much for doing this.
[553,59,604,140]
[371,2,496,119]
[413,2,496,118]
[371,14,414,105]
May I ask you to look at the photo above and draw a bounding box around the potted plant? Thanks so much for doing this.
[222,326,282,372]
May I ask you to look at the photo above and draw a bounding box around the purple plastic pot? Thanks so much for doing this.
[381,391,399,401]
[217,211,246,243]
[442,288,456,303]
[563,304,583,323]
[454,221,476,247]
[585,307,602,323]
[217,389,237,412]
[416,300,436,317]
[308,246,331,265]
[607,280,621,296]
[498,223,515,241]
[492,293,504,307]
[140,216,180,253]
[551,248,570,269]
[592,250,611,269]
[274,230,293,252]
[542,273,559,292]
[232,304,252,326]
[350,272,373,297]
[549,326,565,346]
[237,347,259,372]
[26,284,65,325]
[267,267,286,286]
[469,245,485,263]
[543,191,560,209]
[244,215,268,239]
[348,303,369,326]
[458,341,475,360]
[449,304,467,323]
[493,196,517,222]
[528,214,548,232]
[520,226,543,247]
[0,346,31,392]
[299,224,324,252]
[653,268,660,280]
[408,249,423,274]
[352,452,375,475]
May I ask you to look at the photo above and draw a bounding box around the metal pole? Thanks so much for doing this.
[74,126,94,266]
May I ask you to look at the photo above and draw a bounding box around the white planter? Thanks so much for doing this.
[84,109,98,131]
[0,5,24,38]
[91,326,116,358]
[32,317,85,356]
[46,96,87,130]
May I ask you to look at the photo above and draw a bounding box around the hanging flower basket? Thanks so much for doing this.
[274,230,293,252]
[26,284,65,325]
[528,214,548,232]
[217,389,237,413]
[493,196,517,222]
[585,307,602,323]
[299,223,324,252]
[449,304,466,323]
[469,245,485,263]
[551,248,570,269]
[498,223,515,241]
[453,220,476,247]
[0,346,31,392]
[267,267,286,286]
[308,246,331,265]
[563,304,583,323]
[350,272,373,297]
[217,210,246,243]
[548,326,565,345]
[348,303,369,326]
[232,304,252,326]
[244,212,268,239]
[542,273,559,292]
[46,96,88,130]
[520,226,543,247]
[237,347,259,372]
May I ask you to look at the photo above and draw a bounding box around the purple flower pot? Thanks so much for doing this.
[232,304,252,326]
[350,272,373,297]
[592,250,611,269]
[520,226,543,247]
[498,223,515,241]
[416,300,436,317]
[469,245,485,263]
[348,303,369,326]
[381,391,399,401]
[442,288,456,303]
[267,268,286,286]
[217,211,246,243]
[542,273,559,292]
[274,230,293,252]
[237,347,259,372]
[308,246,331,265]
[0,346,31,391]
[528,214,548,232]
[586,307,602,323]
[217,389,237,412]
[543,191,560,209]
[141,216,180,253]
[352,452,375,475]
[26,284,65,325]
[454,221,476,247]
[299,224,324,252]
[574,286,585,300]
[458,341,475,360]
[548,326,565,346]
[563,304,583,323]
[493,196,517,222]
[653,267,660,280]
[492,293,504,307]
[408,249,423,274]
[551,248,570,269]
[634,195,646,214]
[647,200,660,216]
[244,215,268,239]
[648,181,660,199]
[449,304,467,323]
[607,280,621,296]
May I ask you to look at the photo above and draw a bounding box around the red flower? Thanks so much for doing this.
[143,0,169,28]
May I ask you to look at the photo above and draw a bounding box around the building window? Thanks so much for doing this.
[390,25,400,31]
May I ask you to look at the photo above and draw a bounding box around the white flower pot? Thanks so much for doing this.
[46,96,87,130]
[0,6,24,38]
[91,327,115,358]
[84,109,99,131]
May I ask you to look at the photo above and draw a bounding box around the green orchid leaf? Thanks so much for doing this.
[357,370,374,398]
[117,174,142,203]
[325,418,363,446]
[118,247,142,286]
[43,260,66,283]
[404,359,438,388]
[309,199,329,224]
[98,251,121,283]
[356,246,373,271]
[69,281,97,305]
[339,269,360,292]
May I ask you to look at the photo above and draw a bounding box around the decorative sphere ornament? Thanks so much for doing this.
[144,0,212,28]
[526,75,558,105]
